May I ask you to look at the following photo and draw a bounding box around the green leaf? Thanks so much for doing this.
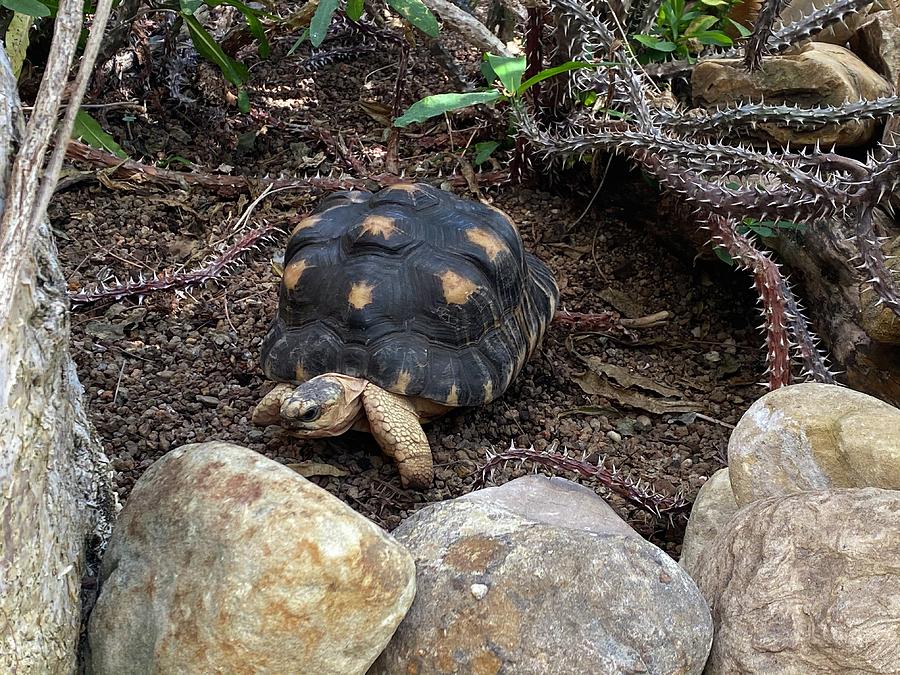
[4,12,33,77]
[685,15,718,36]
[749,225,775,237]
[346,0,363,20]
[287,29,309,56]
[484,54,526,92]
[724,18,752,37]
[517,60,617,94]
[480,57,496,83]
[713,245,734,266]
[695,30,733,46]
[211,0,270,57]
[237,88,250,113]
[394,90,502,127]
[72,110,128,159]
[633,34,678,51]
[0,0,50,17]
[699,0,730,6]
[386,0,439,36]
[184,14,248,85]
[473,141,500,165]
[178,0,202,13]
[309,0,338,47]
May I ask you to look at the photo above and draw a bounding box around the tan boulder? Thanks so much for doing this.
[694,488,900,674]
[692,42,894,147]
[776,0,892,46]
[851,10,900,86]
[678,469,738,579]
[727,383,900,506]
[88,442,415,675]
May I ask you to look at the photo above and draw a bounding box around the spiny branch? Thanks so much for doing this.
[69,221,282,307]
[475,443,691,518]
[64,140,509,195]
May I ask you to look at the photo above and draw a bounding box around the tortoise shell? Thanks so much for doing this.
[260,183,559,407]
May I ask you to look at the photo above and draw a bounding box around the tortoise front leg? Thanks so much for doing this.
[361,383,433,490]
[251,383,296,426]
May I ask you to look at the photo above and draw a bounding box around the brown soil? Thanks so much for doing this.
[49,13,765,555]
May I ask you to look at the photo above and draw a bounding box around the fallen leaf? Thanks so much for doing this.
[574,370,705,415]
[557,404,618,418]
[582,356,684,399]
[359,99,393,127]
[598,287,645,318]
[285,461,349,478]
[547,243,592,260]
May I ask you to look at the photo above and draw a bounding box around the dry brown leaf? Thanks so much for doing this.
[583,356,684,398]
[598,288,645,318]
[285,461,349,478]
[359,99,393,127]
[574,371,705,414]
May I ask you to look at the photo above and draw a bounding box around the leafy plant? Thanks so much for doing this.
[175,0,273,113]
[713,217,807,265]
[395,54,605,127]
[308,0,438,48]
[0,0,50,17]
[632,0,749,63]
[72,109,128,158]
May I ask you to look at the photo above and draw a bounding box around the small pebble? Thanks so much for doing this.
[470,583,488,600]
[606,430,622,443]
[636,415,652,430]
[196,395,220,407]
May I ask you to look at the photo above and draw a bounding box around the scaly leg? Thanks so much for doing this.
[251,383,295,426]
[361,383,433,489]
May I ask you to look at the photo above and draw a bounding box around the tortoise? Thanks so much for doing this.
[251,183,559,489]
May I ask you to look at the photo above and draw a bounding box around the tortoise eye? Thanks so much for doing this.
[299,405,321,422]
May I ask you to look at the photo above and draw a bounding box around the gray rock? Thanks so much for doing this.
[852,11,900,87]
[694,488,900,674]
[372,476,712,675]
[692,43,893,147]
[728,383,900,506]
[679,469,738,579]
[88,442,415,675]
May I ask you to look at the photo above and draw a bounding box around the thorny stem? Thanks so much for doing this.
[69,221,282,307]
[475,443,691,518]
[705,214,835,386]
[856,205,900,315]
[553,309,631,335]
[743,0,791,71]
[514,0,900,388]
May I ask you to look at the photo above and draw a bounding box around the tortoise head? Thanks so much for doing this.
[278,374,367,437]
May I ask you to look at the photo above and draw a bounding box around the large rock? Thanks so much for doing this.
[727,383,900,506]
[372,476,712,674]
[678,468,738,579]
[776,0,892,46]
[852,11,900,88]
[88,442,415,675]
[692,42,894,147]
[694,488,900,674]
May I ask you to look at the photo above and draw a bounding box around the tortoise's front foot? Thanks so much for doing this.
[251,383,295,426]
[361,384,434,490]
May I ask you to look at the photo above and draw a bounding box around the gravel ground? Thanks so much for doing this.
[49,12,766,554]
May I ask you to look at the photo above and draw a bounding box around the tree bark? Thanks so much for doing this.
[0,0,116,668]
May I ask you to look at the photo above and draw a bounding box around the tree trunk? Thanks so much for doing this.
[0,3,115,668]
